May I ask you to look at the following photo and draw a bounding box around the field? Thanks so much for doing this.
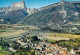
[0,24,80,41]
[40,32,80,40]
[0,24,39,40]
[0,29,27,41]
[0,30,26,37]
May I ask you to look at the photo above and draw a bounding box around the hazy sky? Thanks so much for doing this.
[0,0,80,8]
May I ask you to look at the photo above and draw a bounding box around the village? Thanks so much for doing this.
[8,35,80,55]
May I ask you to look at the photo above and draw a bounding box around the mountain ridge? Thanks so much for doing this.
[21,1,80,29]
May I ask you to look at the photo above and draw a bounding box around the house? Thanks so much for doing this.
[9,47,16,52]
[75,50,80,55]
[70,49,76,55]
[36,45,43,51]
[16,40,26,46]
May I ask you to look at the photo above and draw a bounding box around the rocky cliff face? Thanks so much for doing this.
[12,1,26,9]
[0,1,33,24]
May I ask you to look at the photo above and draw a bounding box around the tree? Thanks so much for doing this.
[31,36,39,41]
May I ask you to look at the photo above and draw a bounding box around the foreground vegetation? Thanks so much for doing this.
[58,38,80,50]
[47,38,80,51]
[0,37,37,55]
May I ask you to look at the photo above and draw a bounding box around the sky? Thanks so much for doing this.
[0,0,80,8]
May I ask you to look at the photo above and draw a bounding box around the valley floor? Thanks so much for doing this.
[0,24,80,55]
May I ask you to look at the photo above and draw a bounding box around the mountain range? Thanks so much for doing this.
[0,0,80,29]
[21,1,80,29]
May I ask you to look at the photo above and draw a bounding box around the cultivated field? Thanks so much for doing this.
[0,30,26,37]
[0,24,39,41]
[40,32,80,40]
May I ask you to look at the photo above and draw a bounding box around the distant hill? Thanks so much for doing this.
[21,1,80,28]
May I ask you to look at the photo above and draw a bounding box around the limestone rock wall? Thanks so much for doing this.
[12,1,26,9]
